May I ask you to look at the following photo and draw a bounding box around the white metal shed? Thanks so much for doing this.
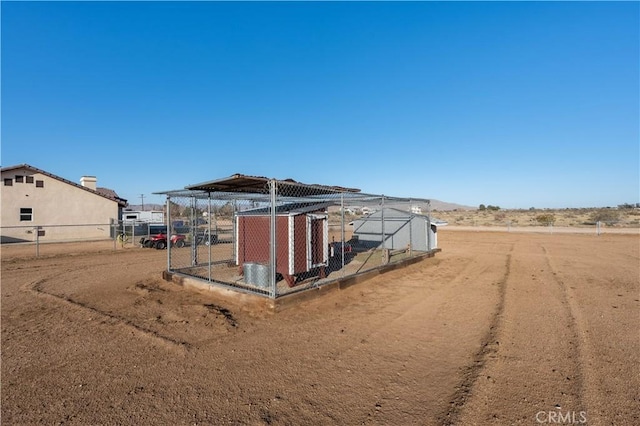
[352,207,446,251]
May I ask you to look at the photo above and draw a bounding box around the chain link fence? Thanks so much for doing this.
[0,220,178,257]
[160,177,437,299]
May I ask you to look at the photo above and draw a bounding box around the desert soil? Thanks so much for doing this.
[1,230,638,425]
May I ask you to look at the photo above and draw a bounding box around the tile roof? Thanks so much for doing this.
[1,163,128,207]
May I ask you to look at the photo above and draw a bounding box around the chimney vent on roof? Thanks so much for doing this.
[80,176,97,190]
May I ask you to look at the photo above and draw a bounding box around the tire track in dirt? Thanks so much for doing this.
[27,278,191,352]
[312,252,493,377]
[271,247,511,425]
[333,248,503,355]
[8,253,191,351]
[540,244,602,425]
[339,245,513,424]
[439,249,512,425]
[451,239,586,425]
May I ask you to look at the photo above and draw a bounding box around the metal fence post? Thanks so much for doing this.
[166,196,171,271]
[232,199,237,271]
[408,199,413,258]
[341,193,345,277]
[381,195,386,262]
[426,200,432,251]
[112,219,117,251]
[35,226,41,257]
[269,179,277,299]
[208,193,212,282]
[191,195,198,266]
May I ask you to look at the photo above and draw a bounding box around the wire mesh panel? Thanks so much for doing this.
[267,181,333,296]
[160,175,434,300]
[165,185,272,296]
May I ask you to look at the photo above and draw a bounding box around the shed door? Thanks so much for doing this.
[307,214,328,269]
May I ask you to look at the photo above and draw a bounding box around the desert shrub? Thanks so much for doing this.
[590,209,620,225]
[494,212,507,222]
[535,213,556,225]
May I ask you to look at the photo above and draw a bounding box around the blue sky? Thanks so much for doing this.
[2,1,638,209]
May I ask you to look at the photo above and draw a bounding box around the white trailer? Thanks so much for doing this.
[122,210,164,223]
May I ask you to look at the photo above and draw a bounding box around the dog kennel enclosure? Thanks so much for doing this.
[157,174,440,299]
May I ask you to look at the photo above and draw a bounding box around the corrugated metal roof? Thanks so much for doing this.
[184,173,361,196]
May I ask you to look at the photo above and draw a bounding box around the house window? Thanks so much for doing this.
[20,208,33,221]
[26,176,34,183]
[36,180,44,188]
[4,178,12,186]
[15,175,24,183]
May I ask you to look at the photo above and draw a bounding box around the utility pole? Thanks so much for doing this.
[139,194,145,211]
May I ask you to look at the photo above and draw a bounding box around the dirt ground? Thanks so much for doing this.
[1,230,638,425]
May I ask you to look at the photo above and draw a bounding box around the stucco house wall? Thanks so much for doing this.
[1,164,127,243]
